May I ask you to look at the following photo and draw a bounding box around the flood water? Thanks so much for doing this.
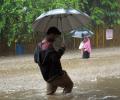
[0,48,120,100]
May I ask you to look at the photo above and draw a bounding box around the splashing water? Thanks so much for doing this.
[0,48,120,100]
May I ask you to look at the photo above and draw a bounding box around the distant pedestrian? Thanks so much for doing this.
[79,36,91,59]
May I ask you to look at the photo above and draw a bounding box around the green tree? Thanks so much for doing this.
[0,0,120,47]
[86,0,120,26]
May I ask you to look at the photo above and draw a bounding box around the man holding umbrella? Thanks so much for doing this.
[34,27,73,95]
[33,8,90,95]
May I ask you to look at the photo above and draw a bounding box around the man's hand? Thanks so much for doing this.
[57,43,66,57]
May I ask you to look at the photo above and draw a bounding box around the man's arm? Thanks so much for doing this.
[57,43,66,58]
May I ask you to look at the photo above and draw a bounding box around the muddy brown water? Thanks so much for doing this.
[0,48,120,100]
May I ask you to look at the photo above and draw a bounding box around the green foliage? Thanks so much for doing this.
[100,0,120,26]
[0,0,120,46]
[91,7,105,25]
[0,0,37,46]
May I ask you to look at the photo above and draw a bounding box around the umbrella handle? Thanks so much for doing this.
[62,33,65,43]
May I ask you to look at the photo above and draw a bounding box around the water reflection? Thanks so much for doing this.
[0,77,120,100]
[0,50,120,100]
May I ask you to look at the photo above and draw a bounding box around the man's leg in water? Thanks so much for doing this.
[61,71,73,93]
[46,71,73,95]
[47,82,57,95]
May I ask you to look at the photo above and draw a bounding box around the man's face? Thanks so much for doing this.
[47,33,58,42]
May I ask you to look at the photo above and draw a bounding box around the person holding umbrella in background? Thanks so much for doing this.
[71,28,93,59]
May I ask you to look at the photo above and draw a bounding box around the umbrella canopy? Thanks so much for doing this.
[32,8,90,33]
[71,28,94,38]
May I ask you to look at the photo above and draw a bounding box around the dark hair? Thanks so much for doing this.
[47,27,61,35]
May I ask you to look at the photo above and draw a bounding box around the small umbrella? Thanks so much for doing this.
[32,8,90,42]
[71,28,94,38]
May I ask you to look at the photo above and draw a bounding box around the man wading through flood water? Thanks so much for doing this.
[34,27,73,95]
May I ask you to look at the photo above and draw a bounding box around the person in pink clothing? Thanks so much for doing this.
[79,36,91,59]
[82,36,91,58]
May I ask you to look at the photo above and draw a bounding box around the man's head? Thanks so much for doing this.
[46,27,61,42]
